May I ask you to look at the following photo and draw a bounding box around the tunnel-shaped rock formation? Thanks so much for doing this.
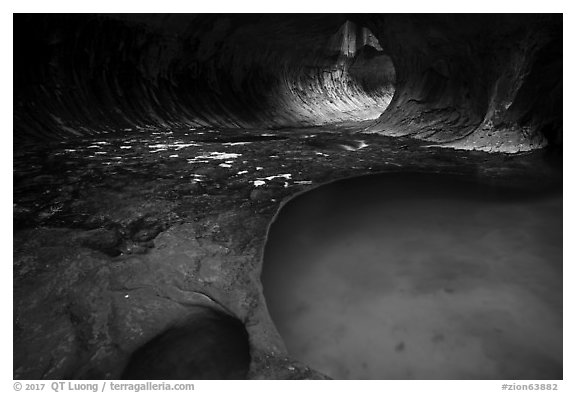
[14,14,395,141]
[14,14,561,153]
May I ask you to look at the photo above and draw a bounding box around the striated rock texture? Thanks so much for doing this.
[360,14,562,152]
[14,14,561,152]
[14,14,394,141]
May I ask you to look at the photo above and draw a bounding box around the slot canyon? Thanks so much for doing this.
[13,14,562,379]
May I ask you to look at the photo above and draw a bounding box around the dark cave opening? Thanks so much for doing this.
[261,173,562,379]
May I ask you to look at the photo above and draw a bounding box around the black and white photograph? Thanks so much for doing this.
[7,2,571,390]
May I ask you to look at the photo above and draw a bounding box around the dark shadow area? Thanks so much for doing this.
[262,172,562,379]
[121,306,251,380]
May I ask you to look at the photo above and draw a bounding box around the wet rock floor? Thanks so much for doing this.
[13,123,562,379]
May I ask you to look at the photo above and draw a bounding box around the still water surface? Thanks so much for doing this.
[262,173,562,379]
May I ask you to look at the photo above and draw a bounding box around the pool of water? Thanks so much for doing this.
[261,173,562,379]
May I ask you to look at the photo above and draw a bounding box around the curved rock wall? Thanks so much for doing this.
[359,14,562,152]
[14,14,394,141]
[14,14,561,153]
